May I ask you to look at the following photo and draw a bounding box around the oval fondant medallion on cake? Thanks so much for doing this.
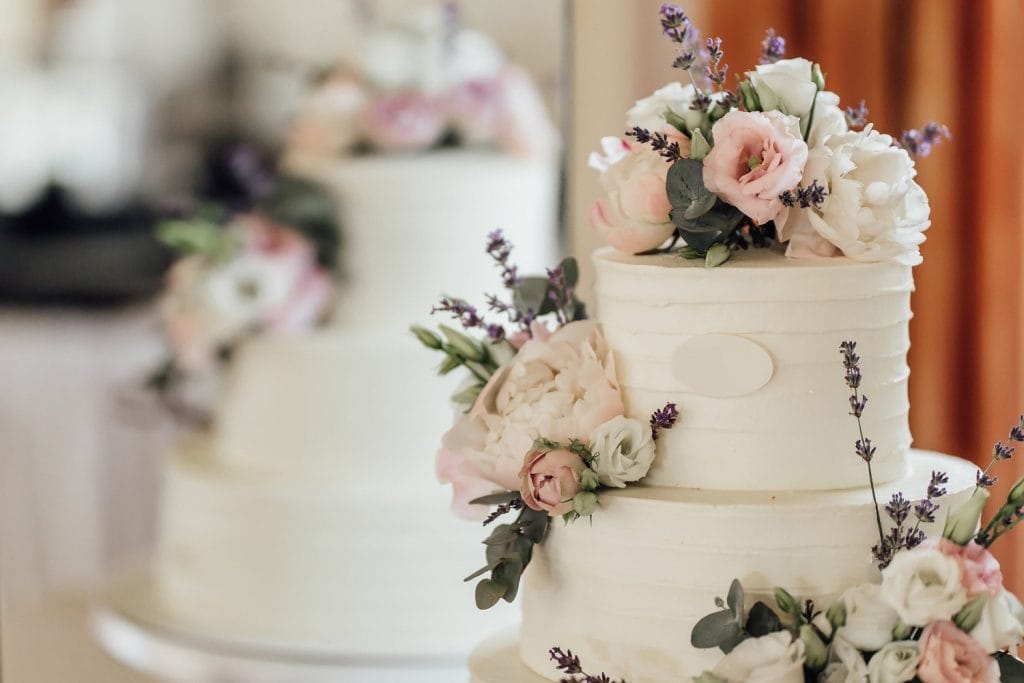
[672,333,774,397]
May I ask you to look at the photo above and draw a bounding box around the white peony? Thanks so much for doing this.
[806,90,848,147]
[880,548,968,626]
[775,125,931,265]
[627,81,704,134]
[820,634,869,683]
[588,415,657,488]
[712,631,806,683]
[969,589,1024,653]
[837,583,900,652]
[748,58,819,128]
[866,641,919,683]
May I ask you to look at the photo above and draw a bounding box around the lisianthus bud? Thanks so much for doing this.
[440,324,485,361]
[410,325,443,349]
[573,491,599,517]
[774,587,799,616]
[826,600,847,629]
[738,80,761,112]
[953,594,990,632]
[1008,476,1024,505]
[799,624,828,671]
[943,488,990,545]
[579,468,600,491]
[892,620,913,640]
[705,243,732,268]
[811,63,825,91]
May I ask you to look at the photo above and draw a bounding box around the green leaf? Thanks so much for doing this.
[704,243,732,268]
[666,159,717,221]
[518,507,550,544]
[677,246,703,260]
[727,579,745,620]
[437,354,463,375]
[475,578,507,609]
[674,201,746,253]
[512,277,549,317]
[663,108,689,133]
[156,218,235,259]
[451,383,483,406]
[483,525,518,546]
[463,562,500,582]
[689,128,711,160]
[690,609,742,650]
[469,491,521,506]
[560,257,579,288]
[997,653,1024,682]
[745,601,783,637]
[493,556,524,602]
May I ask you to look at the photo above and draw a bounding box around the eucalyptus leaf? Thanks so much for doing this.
[997,652,1024,682]
[727,579,745,620]
[560,257,579,288]
[518,507,551,544]
[463,562,500,582]
[483,525,518,546]
[666,159,717,222]
[745,601,783,637]
[469,491,521,506]
[673,201,745,253]
[493,556,524,602]
[475,578,507,609]
[513,276,550,317]
[690,609,741,649]
[689,128,711,161]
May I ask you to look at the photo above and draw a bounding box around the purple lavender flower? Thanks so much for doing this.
[625,126,683,162]
[549,647,583,674]
[927,470,949,499]
[845,100,869,128]
[432,296,484,330]
[885,492,911,525]
[780,180,828,210]
[659,4,689,43]
[650,402,680,439]
[899,122,951,159]
[485,229,520,289]
[759,28,786,64]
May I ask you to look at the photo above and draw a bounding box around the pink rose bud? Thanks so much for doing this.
[702,110,808,226]
[519,448,586,517]
[916,620,1000,683]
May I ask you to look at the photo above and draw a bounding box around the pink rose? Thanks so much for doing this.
[360,91,446,152]
[926,539,1004,598]
[589,137,678,254]
[917,620,1000,683]
[702,110,808,225]
[519,449,585,516]
[435,320,623,517]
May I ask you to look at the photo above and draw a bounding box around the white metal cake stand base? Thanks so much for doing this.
[468,630,549,683]
[91,571,469,683]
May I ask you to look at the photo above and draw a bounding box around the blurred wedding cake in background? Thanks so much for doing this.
[101,0,561,674]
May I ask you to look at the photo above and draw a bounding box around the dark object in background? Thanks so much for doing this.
[0,187,173,306]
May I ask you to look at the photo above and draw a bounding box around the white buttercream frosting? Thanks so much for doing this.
[593,247,914,491]
[516,451,977,682]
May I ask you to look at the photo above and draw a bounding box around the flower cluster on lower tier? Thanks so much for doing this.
[588,4,949,267]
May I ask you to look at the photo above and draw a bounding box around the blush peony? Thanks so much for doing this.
[589,137,678,254]
[702,110,808,226]
[917,620,1000,683]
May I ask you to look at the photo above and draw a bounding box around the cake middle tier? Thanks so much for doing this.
[593,247,914,491]
[518,450,978,683]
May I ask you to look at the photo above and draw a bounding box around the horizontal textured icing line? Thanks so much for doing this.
[592,247,913,303]
[519,452,977,682]
[597,299,909,335]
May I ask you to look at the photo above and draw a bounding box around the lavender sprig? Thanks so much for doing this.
[485,229,520,290]
[899,122,951,159]
[546,264,576,326]
[704,37,728,88]
[550,647,626,683]
[432,296,485,330]
[845,100,869,128]
[759,28,785,64]
[841,341,888,567]
[972,416,1024,490]
[658,3,689,44]
[625,126,683,163]
[779,179,828,210]
[650,402,680,440]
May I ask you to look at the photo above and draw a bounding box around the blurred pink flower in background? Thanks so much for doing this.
[360,91,447,152]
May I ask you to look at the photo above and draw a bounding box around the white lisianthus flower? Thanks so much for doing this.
[775,125,931,265]
[820,635,869,683]
[880,548,968,626]
[970,590,1024,653]
[627,81,704,134]
[837,583,900,652]
[748,58,818,126]
[866,641,920,683]
[588,415,657,488]
[711,631,805,683]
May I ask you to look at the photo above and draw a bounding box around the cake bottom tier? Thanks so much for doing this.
[514,450,977,682]
[150,439,516,658]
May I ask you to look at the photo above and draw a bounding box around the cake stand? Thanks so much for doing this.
[91,570,469,683]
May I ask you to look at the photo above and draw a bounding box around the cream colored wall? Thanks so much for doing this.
[568,0,709,297]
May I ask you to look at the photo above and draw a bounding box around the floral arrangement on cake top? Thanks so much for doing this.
[590,5,950,267]
[550,343,1024,683]
[148,151,340,427]
[412,230,678,609]
[285,2,557,160]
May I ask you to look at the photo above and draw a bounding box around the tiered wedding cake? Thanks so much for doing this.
[418,7,1024,683]
[110,5,560,665]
